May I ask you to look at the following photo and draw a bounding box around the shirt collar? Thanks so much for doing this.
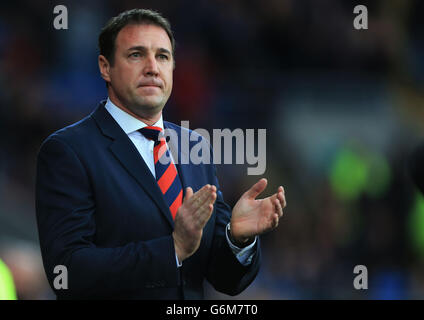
[104,97,164,134]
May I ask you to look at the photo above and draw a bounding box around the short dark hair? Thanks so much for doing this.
[98,8,175,66]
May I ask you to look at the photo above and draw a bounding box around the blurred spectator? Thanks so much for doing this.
[0,258,17,300]
[0,240,52,299]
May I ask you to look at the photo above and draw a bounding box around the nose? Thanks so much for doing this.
[143,53,159,77]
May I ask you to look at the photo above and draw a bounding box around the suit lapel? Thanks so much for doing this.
[92,102,175,228]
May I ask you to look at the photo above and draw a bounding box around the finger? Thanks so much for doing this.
[275,198,283,218]
[196,200,215,227]
[196,190,217,217]
[201,185,217,204]
[271,213,279,229]
[193,185,215,209]
[277,190,286,209]
[197,203,214,228]
[244,178,267,200]
[183,187,194,203]
[189,188,215,221]
[186,184,210,207]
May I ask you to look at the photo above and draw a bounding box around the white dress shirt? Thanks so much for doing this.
[104,98,256,266]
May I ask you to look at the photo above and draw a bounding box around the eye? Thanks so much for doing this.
[129,52,141,58]
[157,54,169,61]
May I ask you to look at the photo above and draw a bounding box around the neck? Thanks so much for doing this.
[108,95,162,126]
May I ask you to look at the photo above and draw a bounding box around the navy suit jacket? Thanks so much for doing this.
[35,101,261,299]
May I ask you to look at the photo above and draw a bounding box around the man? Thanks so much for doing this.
[35,9,286,299]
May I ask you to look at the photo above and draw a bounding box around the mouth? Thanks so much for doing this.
[139,85,161,89]
[138,80,163,89]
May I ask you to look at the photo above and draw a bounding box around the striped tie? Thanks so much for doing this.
[139,126,183,219]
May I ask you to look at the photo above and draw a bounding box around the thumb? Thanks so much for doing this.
[244,178,267,200]
[183,187,193,202]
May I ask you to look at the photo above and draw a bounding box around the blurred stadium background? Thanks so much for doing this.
[1,0,424,299]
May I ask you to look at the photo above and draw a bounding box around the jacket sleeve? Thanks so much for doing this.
[205,144,262,296]
[35,136,179,299]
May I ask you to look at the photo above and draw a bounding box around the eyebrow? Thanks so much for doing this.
[127,46,172,56]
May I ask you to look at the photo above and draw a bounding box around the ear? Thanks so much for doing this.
[98,55,111,83]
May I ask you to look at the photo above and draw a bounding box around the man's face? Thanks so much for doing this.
[100,24,173,120]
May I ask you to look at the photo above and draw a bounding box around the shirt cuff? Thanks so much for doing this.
[225,223,257,266]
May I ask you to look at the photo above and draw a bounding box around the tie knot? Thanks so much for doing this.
[139,126,163,144]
